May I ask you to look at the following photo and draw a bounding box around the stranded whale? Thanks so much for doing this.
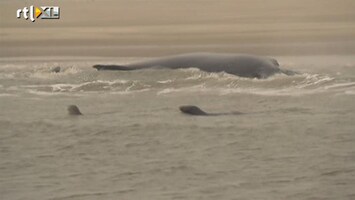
[93,53,289,78]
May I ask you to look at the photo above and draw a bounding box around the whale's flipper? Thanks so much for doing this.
[179,105,208,116]
[68,105,82,115]
[93,64,134,71]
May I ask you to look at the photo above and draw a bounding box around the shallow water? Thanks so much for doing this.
[1,56,355,200]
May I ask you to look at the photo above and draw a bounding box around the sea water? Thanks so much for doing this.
[0,56,355,200]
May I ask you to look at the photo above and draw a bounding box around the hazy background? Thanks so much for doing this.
[1,0,355,57]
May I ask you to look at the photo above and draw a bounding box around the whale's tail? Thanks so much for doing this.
[93,64,134,71]
[268,58,299,76]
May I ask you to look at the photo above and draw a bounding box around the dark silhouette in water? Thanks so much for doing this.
[67,105,82,115]
[179,105,208,115]
[67,104,242,117]
[179,105,243,116]
[51,66,61,73]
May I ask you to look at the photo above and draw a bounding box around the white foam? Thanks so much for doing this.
[109,88,151,95]
[295,74,335,89]
[26,89,83,96]
[324,82,355,90]
[157,84,207,95]
[157,79,173,84]
[0,93,18,97]
[345,90,355,95]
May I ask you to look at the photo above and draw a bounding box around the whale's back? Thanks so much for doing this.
[128,53,281,78]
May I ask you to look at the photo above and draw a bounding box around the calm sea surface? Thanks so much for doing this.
[1,55,355,200]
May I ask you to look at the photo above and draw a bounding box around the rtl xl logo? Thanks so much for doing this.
[16,6,60,22]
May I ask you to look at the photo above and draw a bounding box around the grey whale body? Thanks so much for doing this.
[93,53,285,78]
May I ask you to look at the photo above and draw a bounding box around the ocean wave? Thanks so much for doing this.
[324,82,355,90]
[344,90,355,95]
[30,66,83,79]
[1,62,352,96]
[295,73,335,89]
[0,93,18,97]
[9,78,152,96]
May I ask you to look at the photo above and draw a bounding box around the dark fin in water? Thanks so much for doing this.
[93,64,134,71]
[179,105,208,116]
[68,105,82,115]
[51,66,61,73]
